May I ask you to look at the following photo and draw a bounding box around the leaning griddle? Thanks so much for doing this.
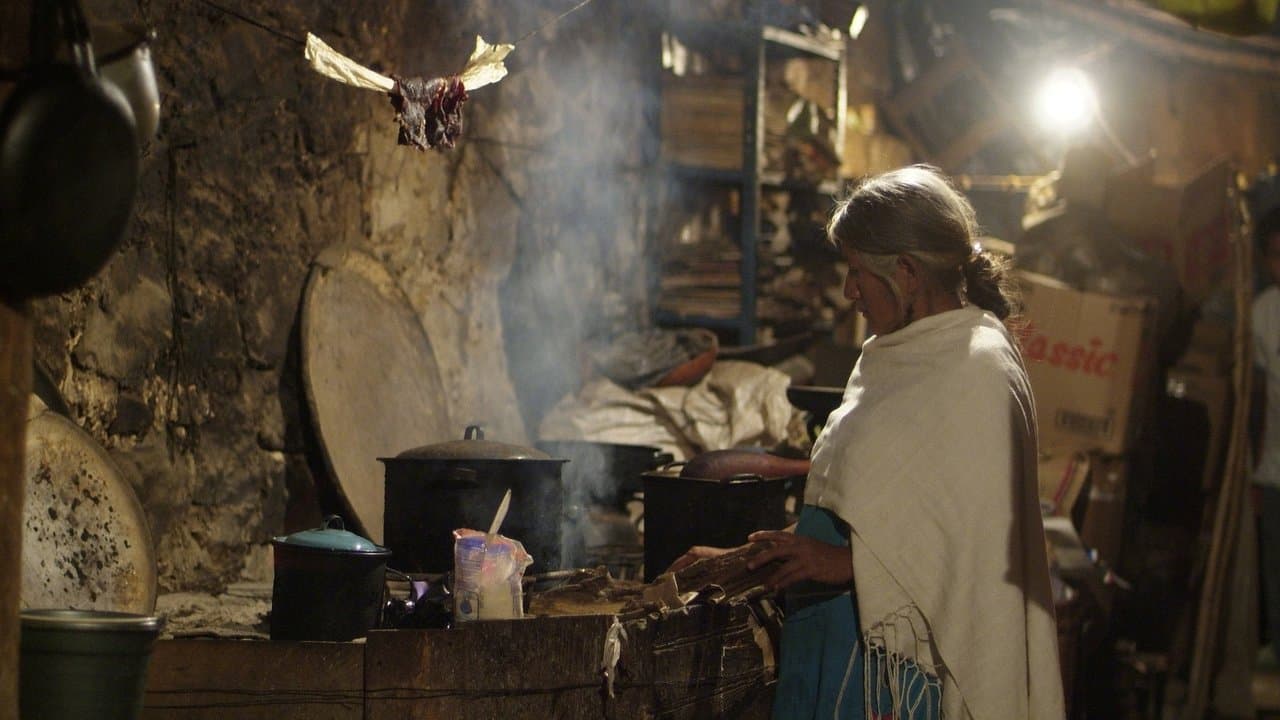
[22,401,156,613]
[301,245,451,543]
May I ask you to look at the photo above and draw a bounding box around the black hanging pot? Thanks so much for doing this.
[270,515,391,642]
[0,0,139,301]
[380,425,569,574]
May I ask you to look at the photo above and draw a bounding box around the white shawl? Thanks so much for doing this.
[805,306,1064,719]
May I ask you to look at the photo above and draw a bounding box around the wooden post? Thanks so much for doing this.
[0,0,29,103]
[1,3,34,716]
[0,300,32,720]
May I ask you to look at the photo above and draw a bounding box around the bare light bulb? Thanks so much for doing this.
[1034,67,1097,136]
[849,5,869,39]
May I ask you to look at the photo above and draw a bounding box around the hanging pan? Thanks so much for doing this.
[0,0,138,300]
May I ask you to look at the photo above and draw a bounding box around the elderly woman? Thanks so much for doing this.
[678,165,1063,719]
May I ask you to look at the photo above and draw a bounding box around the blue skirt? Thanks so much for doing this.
[772,506,940,720]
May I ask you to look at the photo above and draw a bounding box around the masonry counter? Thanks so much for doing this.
[142,601,777,719]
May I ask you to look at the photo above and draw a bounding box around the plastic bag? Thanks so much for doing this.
[452,529,532,621]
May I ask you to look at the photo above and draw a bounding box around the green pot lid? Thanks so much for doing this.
[273,515,388,553]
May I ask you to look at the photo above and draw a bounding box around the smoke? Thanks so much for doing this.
[491,0,663,432]
[427,0,663,568]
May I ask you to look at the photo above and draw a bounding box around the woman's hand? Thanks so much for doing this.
[746,530,853,591]
[665,545,739,574]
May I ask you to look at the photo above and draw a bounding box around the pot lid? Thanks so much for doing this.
[391,425,560,462]
[273,515,388,553]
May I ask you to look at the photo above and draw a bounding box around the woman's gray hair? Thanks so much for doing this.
[827,164,1015,320]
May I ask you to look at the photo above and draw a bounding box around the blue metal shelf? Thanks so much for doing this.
[656,4,847,346]
[666,163,747,186]
[653,311,749,331]
[761,25,843,61]
[667,163,841,196]
[665,21,843,61]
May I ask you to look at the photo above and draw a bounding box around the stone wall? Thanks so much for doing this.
[28,0,659,592]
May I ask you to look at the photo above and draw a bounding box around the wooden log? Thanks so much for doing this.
[0,299,32,720]
[365,615,615,720]
[141,639,364,720]
[667,540,780,601]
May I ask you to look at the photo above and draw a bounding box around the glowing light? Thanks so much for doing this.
[849,5,869,39]
[1034,67,1097,136]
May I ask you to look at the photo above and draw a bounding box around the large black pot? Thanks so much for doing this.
[641,466,795,582]
[786,385,844,440]
[380,426,569,574]
[270,516,390,641]
[534,439,673,510]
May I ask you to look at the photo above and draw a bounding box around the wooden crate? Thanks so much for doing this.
[142,638,364,719]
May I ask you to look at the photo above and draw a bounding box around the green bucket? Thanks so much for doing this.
[20,609,163,720]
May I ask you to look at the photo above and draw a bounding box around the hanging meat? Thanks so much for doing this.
[304,33,512,151]
[391,76,468,150]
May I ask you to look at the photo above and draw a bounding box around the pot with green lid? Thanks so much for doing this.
[380,425,569,574]
[20,609,163,720]
[270,515,391,641]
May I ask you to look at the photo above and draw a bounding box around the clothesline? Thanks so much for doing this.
[192,0,599,50]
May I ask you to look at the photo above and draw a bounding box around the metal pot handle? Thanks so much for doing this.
[385,567,413,584]
[464,425,484,440]
[322,514,346,530]
[31,0,96,73]
[722,472,766,485]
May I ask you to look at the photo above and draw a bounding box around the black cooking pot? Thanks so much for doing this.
[270,516,390,641]
[534,439,673,510]
[786,384,844,440]
[380,425,569,574]
[641,464,796,582]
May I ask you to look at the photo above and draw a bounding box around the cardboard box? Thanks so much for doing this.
[1166,367,1232,491]
[1104,158,1233,303]
[1176,318,1234,376]
[839,129,913,180]
[1038,450,1091,517]
[1018,271,1158,454]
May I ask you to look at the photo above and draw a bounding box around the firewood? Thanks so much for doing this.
[667,541,781,601]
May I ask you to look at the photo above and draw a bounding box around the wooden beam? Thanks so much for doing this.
[142,639,365,719]
[0,1,29,69]
[0,300,32,720]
